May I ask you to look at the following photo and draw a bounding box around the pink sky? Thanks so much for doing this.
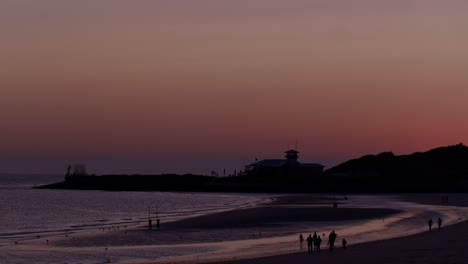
[1,1,468,174]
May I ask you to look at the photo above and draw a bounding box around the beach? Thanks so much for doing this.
[209,220,468,264]
[55,196,398,248]
[2,193,468,264]
[205,194,468,264]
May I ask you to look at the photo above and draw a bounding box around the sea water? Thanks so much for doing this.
[0,174,271,246]
[2,175,468,264]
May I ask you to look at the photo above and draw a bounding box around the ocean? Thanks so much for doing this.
[2,174,468,264]
[0,174,271,246]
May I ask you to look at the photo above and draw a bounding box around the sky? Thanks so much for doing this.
[1,0,468,175]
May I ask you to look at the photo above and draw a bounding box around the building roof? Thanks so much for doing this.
[247,159,288,167]
[247,159,324,168]
[299,163,325,168]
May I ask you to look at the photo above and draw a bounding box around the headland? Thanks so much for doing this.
[37,144,468,193]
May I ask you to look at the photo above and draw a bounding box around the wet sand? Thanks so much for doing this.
[166,207,398,229]
[209,219,468,264]
[3,194,467,264]
[399,193,468,207]
[56,195,398,247]
[207,194,468,264]
[55,206,397,247]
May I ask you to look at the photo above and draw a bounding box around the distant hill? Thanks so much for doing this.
[325,144,468,192]
[37,144,468,193]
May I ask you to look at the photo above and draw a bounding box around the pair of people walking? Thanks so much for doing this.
[314,232,322,252]
[428,217,442,231]
[328,230,337,251]
[302,232,322,253]
[325,230,347,251]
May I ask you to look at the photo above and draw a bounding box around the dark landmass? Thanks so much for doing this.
[37,144,468,193]
[325,143,468,192]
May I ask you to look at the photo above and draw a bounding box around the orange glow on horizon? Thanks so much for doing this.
[1,1,468,173]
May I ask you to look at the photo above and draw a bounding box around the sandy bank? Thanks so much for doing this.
[5,194,464,264]
[208,217,468,264]
[204,194,468,264]
[55,195,398,247]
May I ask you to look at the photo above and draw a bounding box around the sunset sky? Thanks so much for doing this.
[1,0,468,174]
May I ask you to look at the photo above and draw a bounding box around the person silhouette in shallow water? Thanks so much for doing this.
[328,230,337,251]
[428,218,433,231]
[307,234,313,253]
[299,234,304,244]
[437,217,442,231]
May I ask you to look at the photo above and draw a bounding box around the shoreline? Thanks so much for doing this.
[56,194,441,264]
[54,197,399,248]
[51,195,380,246]
[207,219,468,264]
[203,194,468,264]
[2,193,468,264]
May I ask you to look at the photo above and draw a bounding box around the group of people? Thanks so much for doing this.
[298,215,442,254]
[300,231,347,253]
[427,217,443,231]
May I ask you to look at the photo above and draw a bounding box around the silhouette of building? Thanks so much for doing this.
[245,150,324,181]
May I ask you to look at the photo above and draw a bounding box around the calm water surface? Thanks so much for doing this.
[0,174,271,244]
[2,175,468,264]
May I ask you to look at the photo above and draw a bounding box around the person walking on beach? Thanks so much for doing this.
[428,218,433,231]
[307,234,313,253]
[437,217,443,231]
[307,234,312,254]
[342,238,347,249]
[312,232,318,252]
[307,234,313,254]
[316,235,322,253]
[299,234,304,249]
[328,230,337,251]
